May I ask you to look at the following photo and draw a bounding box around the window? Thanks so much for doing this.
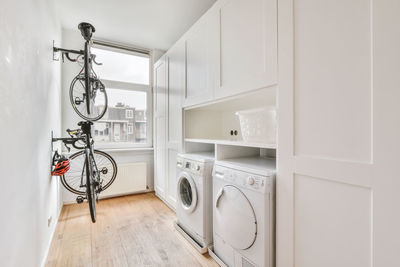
[91,47,149,84]
[91,44,152,148]
[126,109,133,119]
[127,123,134,134]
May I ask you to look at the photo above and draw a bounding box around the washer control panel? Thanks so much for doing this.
[213,165,274,194]
[177,158,204,175]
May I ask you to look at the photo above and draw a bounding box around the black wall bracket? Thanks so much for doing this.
[51,130,62,167]
[52,40,84,62]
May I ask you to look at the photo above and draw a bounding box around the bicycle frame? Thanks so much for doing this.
[52,122,100,191]
[78,121,100,191]
[53,41,94,117]
[83,41,92,115]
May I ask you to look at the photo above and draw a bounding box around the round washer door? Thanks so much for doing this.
[177,172,198,213]
[215,185,257,250]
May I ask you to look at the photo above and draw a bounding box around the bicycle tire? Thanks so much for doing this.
[69,75,108,121]
[86,151,96,223]
[61,150,118,195]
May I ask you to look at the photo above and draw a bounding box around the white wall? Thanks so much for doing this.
[60,28,154,203]
[0,0,62,266]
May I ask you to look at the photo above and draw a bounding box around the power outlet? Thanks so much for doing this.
[48,216,52,227]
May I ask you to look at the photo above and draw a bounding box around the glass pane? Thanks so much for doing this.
[92,47,149,85]
[180,179,192,207]
[93,88,148,145]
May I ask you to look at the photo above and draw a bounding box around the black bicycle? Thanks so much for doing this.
[54,22,108,121]
[53,121,117,222]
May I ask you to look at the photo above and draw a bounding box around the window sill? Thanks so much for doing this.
[99,147,154,153]
[61,147,153,155]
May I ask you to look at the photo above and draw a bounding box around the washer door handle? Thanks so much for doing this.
[215,188,224,208]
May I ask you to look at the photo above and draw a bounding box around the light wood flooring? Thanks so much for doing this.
[46,193,218,267]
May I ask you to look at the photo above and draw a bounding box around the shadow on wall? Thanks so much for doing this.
[0,0,63,266]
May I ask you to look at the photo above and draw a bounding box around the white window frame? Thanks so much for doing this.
[92,43,153,149]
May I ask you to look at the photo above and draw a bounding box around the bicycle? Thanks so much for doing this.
[53,121,118,222]
[54,22,108,121]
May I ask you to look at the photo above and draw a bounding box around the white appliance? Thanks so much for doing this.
[210,157,275,267]
[175,152,214,253]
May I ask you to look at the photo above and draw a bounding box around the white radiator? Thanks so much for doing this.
[101,162,147,198]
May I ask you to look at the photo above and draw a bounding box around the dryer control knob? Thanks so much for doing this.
[247,177,255,185]
[196,165,200,171]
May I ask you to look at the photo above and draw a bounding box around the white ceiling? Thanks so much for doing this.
[55,0,216,51]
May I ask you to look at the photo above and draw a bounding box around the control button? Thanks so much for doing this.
[196,165,201,171]
[247,177,255,185]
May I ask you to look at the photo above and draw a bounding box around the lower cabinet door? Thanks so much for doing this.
[166,149,179,208]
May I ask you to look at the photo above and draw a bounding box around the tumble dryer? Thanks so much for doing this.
[174,152,214,253]
[210,157,276,267]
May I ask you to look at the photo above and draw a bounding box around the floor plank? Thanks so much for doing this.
[46,193,218,267]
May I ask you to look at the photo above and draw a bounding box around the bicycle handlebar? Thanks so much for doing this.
[92,54,103,66]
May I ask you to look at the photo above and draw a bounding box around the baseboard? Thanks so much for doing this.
[155,192,177,212]
[62,189,154,205]
[40,204,63,267]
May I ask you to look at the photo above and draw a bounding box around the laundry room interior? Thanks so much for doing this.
[1,0,400,267]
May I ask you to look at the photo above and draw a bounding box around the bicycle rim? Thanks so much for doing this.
[69,75,108,121]
[61,150,117,195]
[86,154,96,223]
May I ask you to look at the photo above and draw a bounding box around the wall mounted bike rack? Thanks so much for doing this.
[51,131,62,168]
[52,40,84,62]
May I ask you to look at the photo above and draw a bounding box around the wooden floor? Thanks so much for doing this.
[46,193,218,267]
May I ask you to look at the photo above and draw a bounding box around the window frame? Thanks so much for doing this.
[92,43,153,149]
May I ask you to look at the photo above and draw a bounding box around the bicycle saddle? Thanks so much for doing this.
[78,121,93,126]
[78,22,96,41]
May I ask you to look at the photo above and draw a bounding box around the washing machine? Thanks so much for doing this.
[210,157,276,267]
[174,152,214,253]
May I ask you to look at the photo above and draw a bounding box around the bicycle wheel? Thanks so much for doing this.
[69,75,108,121]
[61,150,118,195]
[86,152,96,222]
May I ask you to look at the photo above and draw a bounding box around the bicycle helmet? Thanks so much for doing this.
[52,156,71,176]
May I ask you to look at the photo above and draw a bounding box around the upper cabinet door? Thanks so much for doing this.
[167,41,185,148]
[215,0,277,99]
[183,10,219,107]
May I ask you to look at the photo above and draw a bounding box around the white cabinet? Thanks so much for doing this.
[215,0,277,98]
[153,56,167,199]
[153,43,185,208]
[183,9,219,107]
[182,0,277,106]
[277,0,400,266]
[165,41,185,208]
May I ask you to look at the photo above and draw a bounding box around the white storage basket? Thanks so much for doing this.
[235,107,277,144]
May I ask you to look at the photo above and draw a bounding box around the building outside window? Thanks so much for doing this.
[90,43,152,148]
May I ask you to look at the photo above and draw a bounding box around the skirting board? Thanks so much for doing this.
[208,245,229,267]
[41,203,63,267]
[174,221,208,254]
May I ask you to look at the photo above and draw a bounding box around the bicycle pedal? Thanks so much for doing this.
[76,196,85,204]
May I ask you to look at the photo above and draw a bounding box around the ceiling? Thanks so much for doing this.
[55,0,216,51]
